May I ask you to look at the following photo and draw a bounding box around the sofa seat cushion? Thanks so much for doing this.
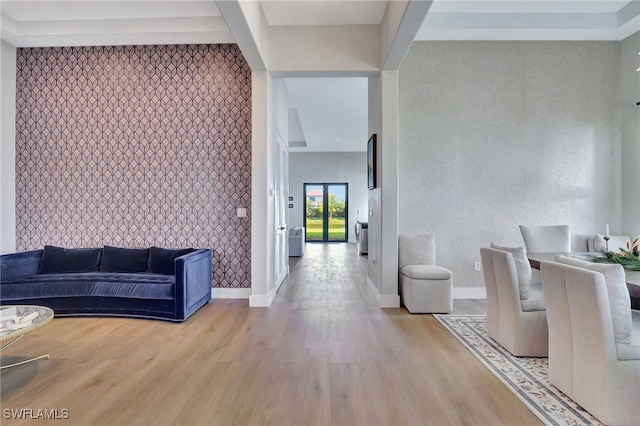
[400,265,452,280]
[2,273,175,300]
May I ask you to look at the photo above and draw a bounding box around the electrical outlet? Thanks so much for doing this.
[474,261,481,271]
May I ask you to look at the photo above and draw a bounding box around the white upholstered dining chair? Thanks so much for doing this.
[519,224,571,253]
[587,234,632,253]
[541,258,640,426]
[480,247,548,357]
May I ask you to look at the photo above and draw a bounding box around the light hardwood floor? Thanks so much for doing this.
[1,243,541,425]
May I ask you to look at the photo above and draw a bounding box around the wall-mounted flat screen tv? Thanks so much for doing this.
[367,134,376,190]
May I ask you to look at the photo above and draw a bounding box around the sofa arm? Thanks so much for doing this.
[1,250,43,282]
[174,249,212,320]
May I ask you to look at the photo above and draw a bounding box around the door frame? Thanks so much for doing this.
[303,182,349,243]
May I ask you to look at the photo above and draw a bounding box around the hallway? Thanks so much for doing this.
[275,243,375,310]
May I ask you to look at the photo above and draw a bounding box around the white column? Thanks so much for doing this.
[379,70,400,307]
[250,71,275,307]
[367,71,400,308]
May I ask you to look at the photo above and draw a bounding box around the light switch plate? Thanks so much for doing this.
[237,208,247,218]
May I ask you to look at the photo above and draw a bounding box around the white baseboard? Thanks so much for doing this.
[213,285,484,305]
[378,294,401,308]
[248,286,278,307]
[248,294,270,307]
[453,287,486,299]
[213,284,279,306]
[211,287,251,299]
[367,277,401,308]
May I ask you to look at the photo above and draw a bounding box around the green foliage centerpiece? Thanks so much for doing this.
[591,236,640,271]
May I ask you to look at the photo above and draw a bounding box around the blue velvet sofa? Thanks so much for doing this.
[0,245,212,322]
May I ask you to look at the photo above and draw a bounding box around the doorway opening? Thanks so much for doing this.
[304,183,348,242]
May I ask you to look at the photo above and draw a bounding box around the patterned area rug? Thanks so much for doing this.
[433,315,601,426]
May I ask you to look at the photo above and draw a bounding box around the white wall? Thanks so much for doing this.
[289,152,368,243]
[378,71,400,306]
[368,75,382,293]
[267,25,380,74]
[367,72,400,307]
[0,40,16,254]
[273,77,289,291]
[250,71,274,306]
[621,32,640,237]
[399,41,622,289]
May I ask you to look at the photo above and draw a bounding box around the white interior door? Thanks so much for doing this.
[274,133,288,290]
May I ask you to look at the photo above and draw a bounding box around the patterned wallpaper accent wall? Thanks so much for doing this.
[15,44,252,288]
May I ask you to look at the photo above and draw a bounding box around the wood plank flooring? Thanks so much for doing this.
[1,243,541,425]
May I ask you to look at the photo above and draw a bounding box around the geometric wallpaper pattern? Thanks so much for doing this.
[15,44,252,288]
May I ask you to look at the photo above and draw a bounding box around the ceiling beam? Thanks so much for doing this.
[383,0,432,70]
[216,0,267,72]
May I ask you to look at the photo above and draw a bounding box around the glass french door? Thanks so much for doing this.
[304,183,348,242]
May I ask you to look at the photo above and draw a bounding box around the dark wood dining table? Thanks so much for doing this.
[527,252,640,309]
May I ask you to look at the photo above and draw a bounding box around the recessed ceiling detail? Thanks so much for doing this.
[286,77,368,153]
[289,141,308,148]
[288,108,307,147]
[416,0,639,41]
[1,1,234,47]
[2,1,638,48]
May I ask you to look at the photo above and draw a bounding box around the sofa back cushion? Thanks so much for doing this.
[100,246,150,273]
[39,245,102,274]
[2,250,43,281]
[148,247,194,275]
